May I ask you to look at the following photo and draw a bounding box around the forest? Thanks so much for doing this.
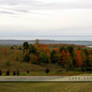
[0,40,92,76]
[23,41,92,72]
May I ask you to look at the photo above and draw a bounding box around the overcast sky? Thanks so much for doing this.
[0,0,92,39]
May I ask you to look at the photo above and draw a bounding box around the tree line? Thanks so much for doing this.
[23,41,92,72]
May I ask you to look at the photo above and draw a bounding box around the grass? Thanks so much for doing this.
[0,70,92,76]
[0,82,92,92]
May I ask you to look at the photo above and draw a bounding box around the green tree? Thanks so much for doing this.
[60,46,64,52]
[23,53,30,62]
[23,42,29,50]
[65,58,73,71]
[39,52,50,64]
[67,46,74,57]
[51,50,59,64]
[29,44,36,54]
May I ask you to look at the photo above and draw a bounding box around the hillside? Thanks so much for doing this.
[0,41,91,76]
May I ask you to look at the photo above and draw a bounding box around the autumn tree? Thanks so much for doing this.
[61,50,66,65]
[30,53,38,64]
[75,49,82,67]
[35,39,39,45]
[3,48,7,55]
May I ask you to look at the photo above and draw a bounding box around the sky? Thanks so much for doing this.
[0,0,92,40]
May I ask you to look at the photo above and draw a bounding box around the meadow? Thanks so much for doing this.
[0,82,92,92]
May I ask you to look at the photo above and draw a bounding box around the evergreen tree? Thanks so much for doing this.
[23,42,29,50]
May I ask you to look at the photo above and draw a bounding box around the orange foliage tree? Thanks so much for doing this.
[61,49,66,64]
[3,48,7,55]
[75,49,82,67]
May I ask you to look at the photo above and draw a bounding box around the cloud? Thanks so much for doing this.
[0,0,92,15]
[0,10,15,14]
[0,0,92,8]
[0,0,40,15]
[0,0,92,38]
[0,0,43,6]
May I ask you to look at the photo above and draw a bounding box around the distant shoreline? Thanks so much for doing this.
[0,35,92,41]
[0,40,92,46]
[88,46,92,48]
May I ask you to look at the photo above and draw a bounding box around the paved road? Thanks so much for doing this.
[0,76,92,82]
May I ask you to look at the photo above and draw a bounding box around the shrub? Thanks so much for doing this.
[45,68,50,74]
[0,70,2,76]
[26,70,30,74]
[16,70,20,76]
[10,46,14,49]
[6,70,10,76]
[13,71,16,76]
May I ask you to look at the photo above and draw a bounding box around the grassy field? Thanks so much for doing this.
[0,82,92,92]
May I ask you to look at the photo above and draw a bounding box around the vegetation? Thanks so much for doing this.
[0,40,92,76]
[22,41,92,72]
[0,82,92,92]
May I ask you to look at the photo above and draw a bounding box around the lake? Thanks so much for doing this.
[88,46,92,48]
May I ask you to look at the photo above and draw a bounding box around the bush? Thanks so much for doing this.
[10,46,14,49]
[0,70,2,76]
[45,68,50,74]
[26,70,30,74]
[6,70,10,76]
[16,70,20,76]
[86,67,92,72]
[13,71,16,76]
